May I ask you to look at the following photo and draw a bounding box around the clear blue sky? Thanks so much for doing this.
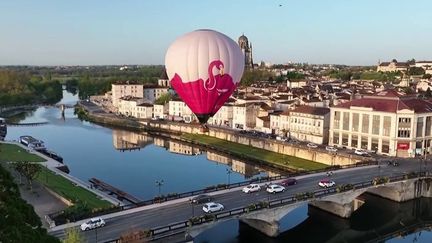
[1,0,431,66]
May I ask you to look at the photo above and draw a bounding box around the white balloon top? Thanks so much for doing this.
[165,29,244,85]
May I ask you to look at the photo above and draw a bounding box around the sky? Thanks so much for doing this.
[0,0,431,66]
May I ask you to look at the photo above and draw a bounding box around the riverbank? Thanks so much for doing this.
[0,141,117,227]
[77,103,364,172]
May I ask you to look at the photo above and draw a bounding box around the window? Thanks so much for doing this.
[361,137,368,149]
[333,132,340,144]
[351,135,358,148]
[383,116,391,136]
[362,114,369,133]
[352,113,359,132]
[334,111,341,129]
[342,133,349,146]
[382,140,389,153]
[343,112,349,130]
[371,138,379,152]
[372,115,380,135]
[398,130,410,138]
[417,117,424,137]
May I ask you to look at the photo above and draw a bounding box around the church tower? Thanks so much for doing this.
[238,34,254,69]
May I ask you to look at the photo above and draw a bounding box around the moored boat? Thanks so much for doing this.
[0,118,6,141]
[19,135,46,151]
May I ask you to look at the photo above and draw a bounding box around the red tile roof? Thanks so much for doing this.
[335,90,432,113]
[291,105,330,116]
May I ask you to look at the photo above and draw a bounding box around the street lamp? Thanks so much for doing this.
[226,168,232,188]
[156,179,164,198]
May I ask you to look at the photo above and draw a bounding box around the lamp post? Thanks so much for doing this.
[156,179,164,198]
[226,168,232,188]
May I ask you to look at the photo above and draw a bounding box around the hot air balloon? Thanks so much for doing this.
[165,29,245,127]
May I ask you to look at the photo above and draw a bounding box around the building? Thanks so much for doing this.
[111,81,144,108]
[168,99,196,122]
[329,89,432,157]
[232,103,257,130]
[238,34,253,69]
[153,104,168,119]
[377,59,409,73]
[209,104,234,127]
[289,106,330,144]
[117,96,153,119]
[287,80,307,89]
[143,84,169,103]
[112,130,153,150]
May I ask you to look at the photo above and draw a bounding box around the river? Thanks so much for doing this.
[4,90,432,243]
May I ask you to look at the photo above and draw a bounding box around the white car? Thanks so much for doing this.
[354,149,368,156]
[242,184,261,193]
[266,184,286,194]
[318,179,336,188]
[202,202,224,213]
[80,217,105,231]
[326,146,338,152]
[307,143,318,148]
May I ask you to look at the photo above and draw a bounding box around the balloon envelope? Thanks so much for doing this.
[165,29,244,124]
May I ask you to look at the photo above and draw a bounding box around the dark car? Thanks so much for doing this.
[279,178,297,186]
[190,194,213,204]
[387,161,400,166]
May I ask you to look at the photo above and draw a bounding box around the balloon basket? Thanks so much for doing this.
[200,125,209,133]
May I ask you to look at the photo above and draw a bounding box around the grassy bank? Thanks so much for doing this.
[0,143,46,162]
[182,134,328,171]
[36,167,111,209]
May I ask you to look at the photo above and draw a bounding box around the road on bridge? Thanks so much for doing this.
[49,159,428,242]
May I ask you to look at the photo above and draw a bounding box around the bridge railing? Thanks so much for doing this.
[52,160,379,225]
[107,171,429,242]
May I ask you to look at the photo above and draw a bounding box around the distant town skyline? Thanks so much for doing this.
[1,0,431,66]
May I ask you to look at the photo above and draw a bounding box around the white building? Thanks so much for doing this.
[329,90,432,157]
[117,96,153,119]
[153,104,168,119]
[168,99,196,122]
[209,104,234,127]
[232,104,257,130]
[143,85,170,103]
[287,79,307,89]
[111,81,144,108]
[289,106,330,144]
[270,111,290,135]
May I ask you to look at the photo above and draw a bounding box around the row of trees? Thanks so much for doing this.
[0,70,63,106]
[0,163,59,243]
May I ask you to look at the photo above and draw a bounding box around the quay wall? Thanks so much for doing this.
[82,107,364,167]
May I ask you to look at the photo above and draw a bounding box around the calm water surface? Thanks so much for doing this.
[5,91,432,243]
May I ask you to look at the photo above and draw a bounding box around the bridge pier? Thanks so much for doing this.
[368,178,432,202]
[309,189,367,218]
[239,202,304,237]
[309,198,365,218]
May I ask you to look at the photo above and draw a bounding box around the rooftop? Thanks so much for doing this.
[291,105,330,116]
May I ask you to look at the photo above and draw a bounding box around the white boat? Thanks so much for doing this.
[19,135,46,151]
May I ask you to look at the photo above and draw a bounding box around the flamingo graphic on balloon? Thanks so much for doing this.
[165,29,245,126]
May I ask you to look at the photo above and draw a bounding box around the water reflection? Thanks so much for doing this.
[110,129,281,178]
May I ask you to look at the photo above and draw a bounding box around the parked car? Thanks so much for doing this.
[202,202,224,213]
[387,161,400,166]
[266,184,286,194]
[279,178,297,186]
[242,184,261,193]
[80,217,106,231]
[307,143,318,148]
[190,194,213,204]
[318,179,336,188]
[276,136,288,142]
[354,149,369,156]
[326,146,338,152]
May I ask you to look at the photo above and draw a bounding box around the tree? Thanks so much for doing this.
[426,87,432,98]
[63,227,85,243]
[423,74,432,79]
[17,162,42,192]
[154,93,172,105]
[408,67,425,76]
